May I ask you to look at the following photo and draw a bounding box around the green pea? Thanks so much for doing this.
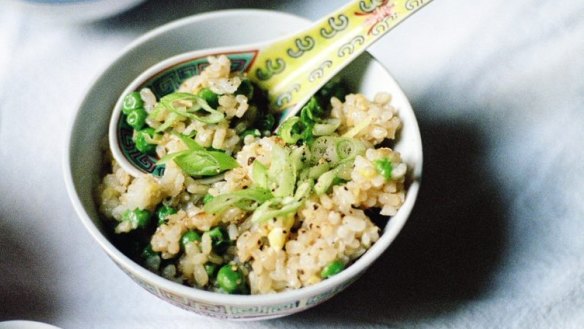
[198,88,219,108]
[241,129,261,138]
[141,244,161,271]
[134,209,151,229]
[258,113,275,132]
[208,226,229,254]
[202,194,215,205]
[156,204,176,225]
[133,127,156,154]
[122,91,144,114]
[141,244,158,259]
[126,108,148,130]
[318,79,347,103]
[374,158,393,180]
[208,226,226,240]
[217,264,245,293]
[123,208,151,229]
[181,231,202,249]
[204,263,218,277]
[321,260,345,279]
[236,79,254,99]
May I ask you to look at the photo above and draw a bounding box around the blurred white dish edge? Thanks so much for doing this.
[0,321,61,329]
[6,0,146,23]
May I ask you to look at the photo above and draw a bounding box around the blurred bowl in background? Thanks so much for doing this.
[7,0,146,23]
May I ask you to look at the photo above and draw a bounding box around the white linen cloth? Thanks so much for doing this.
[1,0,583,328]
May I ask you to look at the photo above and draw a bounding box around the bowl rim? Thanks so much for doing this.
[63,8,423,306]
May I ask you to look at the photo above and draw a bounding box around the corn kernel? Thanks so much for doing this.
[359,168,376,178]
[306,274,321,285]
[268,227,286,250]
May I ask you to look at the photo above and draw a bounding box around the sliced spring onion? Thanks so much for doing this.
[306,162,331,179]
[268,144,296,198]
[197,88,219,108]
[158,92,196,103]
[335,158,355,180]
[176,133,204,150]
[154,111,180,133]
[148,101,168,123]
[204,187,273,214]
[314,169,338,195]
[164,102,224,124]
[157,134,231,175]
[336,138,366,161]
[294,180,314,200]
[196,96,219,114]
[342,117,372,138]
[156,149,192,165]
[277,96,328,145]
[156,134,204,165]
[309,136,338,163]
[310,136,366,165]
[153,92,225,125]
[250,198,302,223]
[311,150,358,195]
[173,150,238,177]
[300,97,324,123]
[250,180,312,223]
[312,118,341,136]
[277,116,302,144]
[141,129,162,145]
[290,145,309,173]
[192,173,226,185]
[251,160,269,189]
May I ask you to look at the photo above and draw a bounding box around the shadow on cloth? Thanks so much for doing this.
[275,101,509,326]
[0,220,58,321]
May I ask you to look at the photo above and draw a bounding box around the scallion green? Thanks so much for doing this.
[173,150,238,177]
[203,187,273,214]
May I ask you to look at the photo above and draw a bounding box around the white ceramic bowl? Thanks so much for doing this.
[64,9,423,320]
[8,0,146,23]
